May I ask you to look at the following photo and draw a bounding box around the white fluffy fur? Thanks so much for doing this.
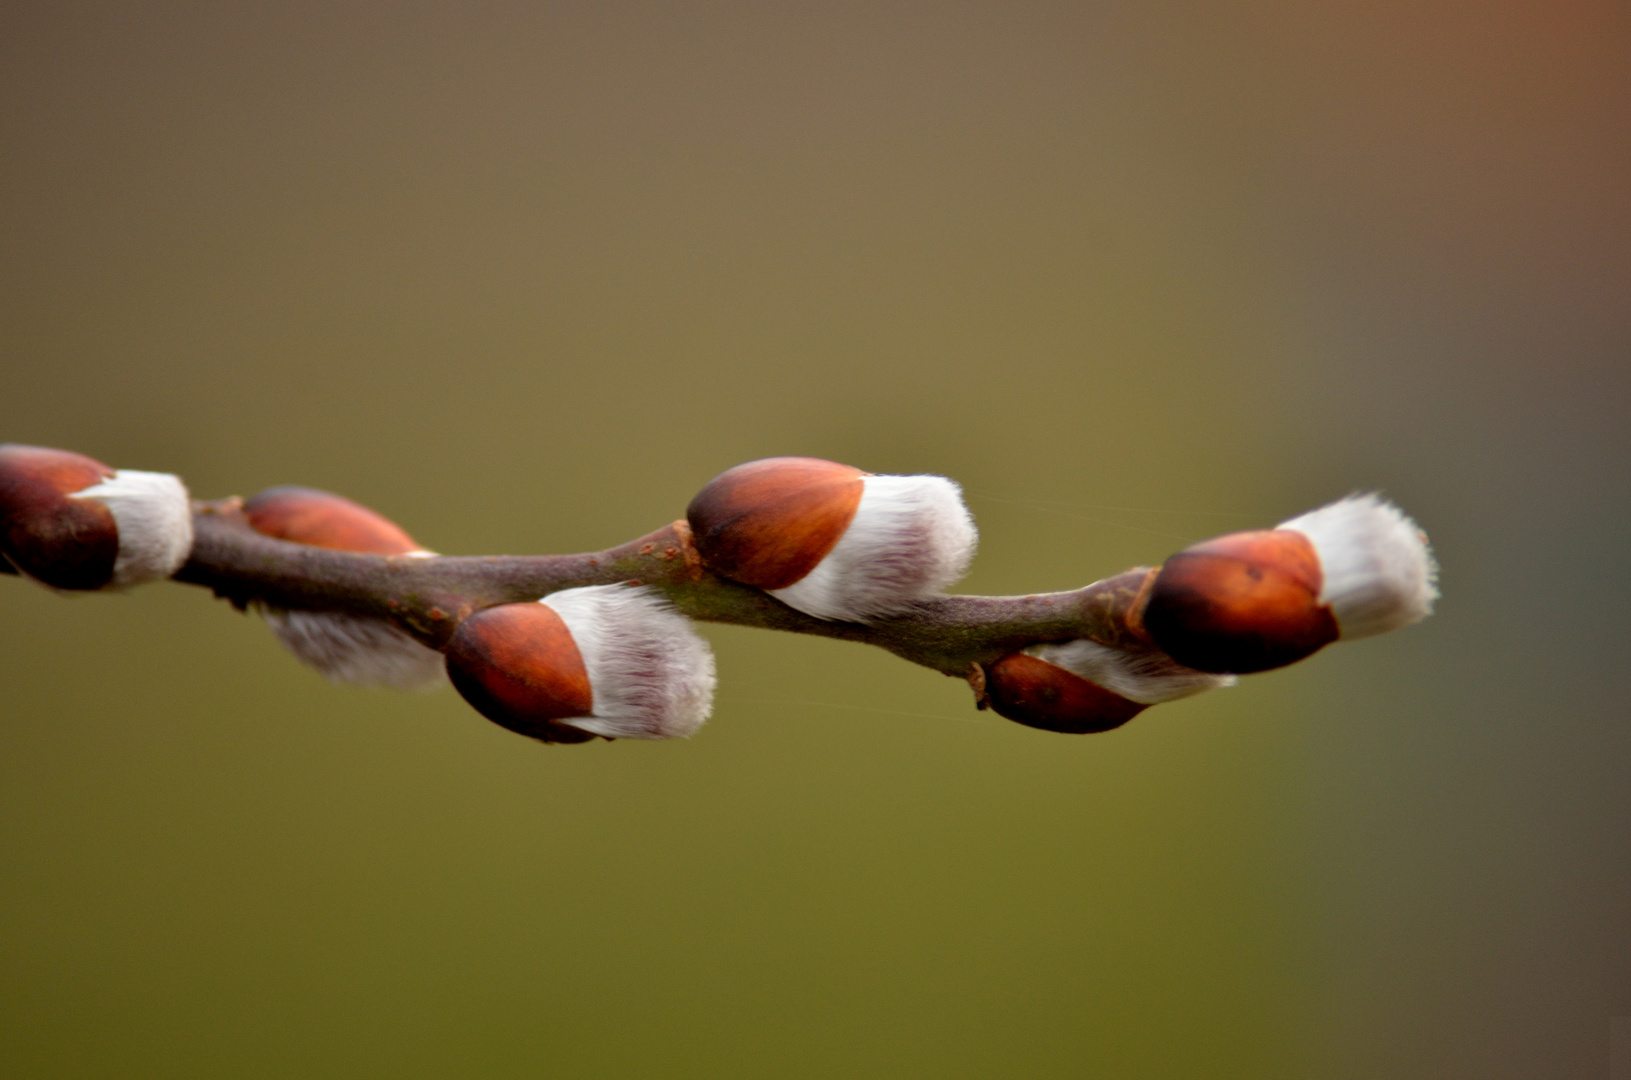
[542,584,717,740]
[770,473,977,623]
[1026,639,1237,705]
[71,469,194,586]
[1278,494,1439,640]
[259,607,448,690]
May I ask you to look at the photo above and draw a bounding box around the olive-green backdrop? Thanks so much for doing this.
[2,3,1627,1077]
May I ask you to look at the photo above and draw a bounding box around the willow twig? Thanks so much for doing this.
[175,498,1157,684]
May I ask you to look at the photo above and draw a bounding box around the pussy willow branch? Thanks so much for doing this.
[176,499,1157,679]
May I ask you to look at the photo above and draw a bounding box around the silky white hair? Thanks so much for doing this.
[71,469,193,586]
[771,474,977,623]
[542,584,717,740]
[1278,494,1439,640]
[1025,639,1237,705]
[260,607,448,690]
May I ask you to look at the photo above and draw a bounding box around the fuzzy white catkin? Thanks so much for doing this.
[542,584,717,739]
[1278,494,1439,639]
[260,607,448,690]
[770,474,977,623]
[1025,639,1237,705]
[71,470,194,586]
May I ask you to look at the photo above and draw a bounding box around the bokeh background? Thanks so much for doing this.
[2,3,1627,1077]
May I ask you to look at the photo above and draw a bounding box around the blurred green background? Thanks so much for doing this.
[2,3,1626,1077]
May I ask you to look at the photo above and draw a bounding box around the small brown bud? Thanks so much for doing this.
[1142,530,1338,674]
[444,585,717,744]
[244,486,424,555]
[445,602,600,744]
[0,444,120,590]
[984,652,1147,734]
[685,456,978,622]
[686,457,866,590]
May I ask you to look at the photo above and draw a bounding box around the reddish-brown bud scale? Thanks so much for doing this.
[444,603,600,744]
[0,444,120,590]
[686,457,866,590]
[244,487,422,555]
[984,653,1147,734]
[1142,529,1339,674]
